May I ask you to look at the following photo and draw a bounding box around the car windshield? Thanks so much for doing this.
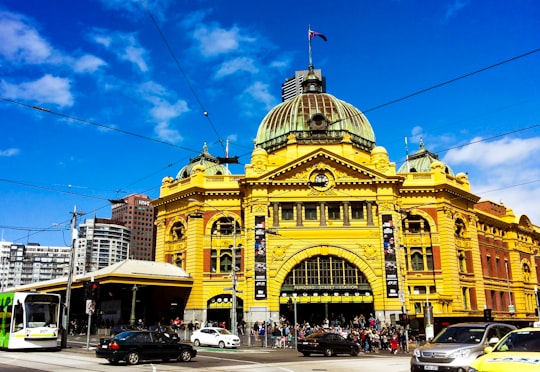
[431,326,485,344]
[494,330,540,352]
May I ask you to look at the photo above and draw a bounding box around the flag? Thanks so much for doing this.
[308,29,327,42]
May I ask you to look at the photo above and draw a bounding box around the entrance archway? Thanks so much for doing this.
[279,255,374,327]
[206,294,244,329]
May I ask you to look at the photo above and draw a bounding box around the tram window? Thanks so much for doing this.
[13,301,23,331]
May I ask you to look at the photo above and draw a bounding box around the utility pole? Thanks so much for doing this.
[61,205,83,348]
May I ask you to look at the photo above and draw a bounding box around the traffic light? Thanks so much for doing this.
[483,308,493,322]
[399,313,408,326]
[90,282,99,301]
[84,281,92,300]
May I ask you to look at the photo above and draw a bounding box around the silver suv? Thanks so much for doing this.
[410,322,516,372]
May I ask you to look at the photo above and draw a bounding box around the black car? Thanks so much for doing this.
[95,330,196,365]
[297,332,361,357]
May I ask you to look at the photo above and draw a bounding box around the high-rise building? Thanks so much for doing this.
[281,69,326,102]
[111,194,155,261]
[77,218,130,273]
[0,242,71,290]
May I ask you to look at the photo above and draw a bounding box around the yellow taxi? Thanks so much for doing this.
[467,326,540,372]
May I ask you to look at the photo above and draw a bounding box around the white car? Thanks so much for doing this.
[190,327,240,349]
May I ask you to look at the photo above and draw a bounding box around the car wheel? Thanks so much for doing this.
[126,351,140,365]
[350,348,359,357]
[193,339,201,347]
[179,349,192,362]
[218,341,225,349]
[302,352,311,357]
[324,347,333,357]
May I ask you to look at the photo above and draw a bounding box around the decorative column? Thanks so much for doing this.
[319,202,327,226]
[343,201,350,226]
[296,203,303,227]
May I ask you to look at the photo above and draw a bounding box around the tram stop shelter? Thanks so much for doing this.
[9,259,193,330]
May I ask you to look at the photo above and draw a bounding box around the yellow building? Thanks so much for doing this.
[153,67,540,332]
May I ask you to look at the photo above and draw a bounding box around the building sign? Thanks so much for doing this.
[382,214,399,298]
[254,216,267,300]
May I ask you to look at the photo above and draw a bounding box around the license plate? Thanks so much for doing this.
[101,345,108,349]
[424,366,438,371]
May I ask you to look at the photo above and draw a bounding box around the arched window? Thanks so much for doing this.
[282,255,370,292]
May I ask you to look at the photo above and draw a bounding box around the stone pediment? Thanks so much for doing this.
[251,149,399,186]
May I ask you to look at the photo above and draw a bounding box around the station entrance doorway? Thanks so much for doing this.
[278,254,374,327]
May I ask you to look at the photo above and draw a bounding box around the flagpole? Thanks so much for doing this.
[308,25,313,68]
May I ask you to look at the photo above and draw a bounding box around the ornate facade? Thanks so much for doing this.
[153,67,540,332]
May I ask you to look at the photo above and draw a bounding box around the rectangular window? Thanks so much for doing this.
[426,247,434,270]
[304,203,318,220]
[351,202,364,220]
[327,203,341,220]
[281,203,294,220]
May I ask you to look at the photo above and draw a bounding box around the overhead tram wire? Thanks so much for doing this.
[140,0,226,152]
[0,97,200,155]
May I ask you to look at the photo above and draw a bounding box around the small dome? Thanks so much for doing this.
[397,140,454,176]
[254,67,375,154]
[176,143,231,180]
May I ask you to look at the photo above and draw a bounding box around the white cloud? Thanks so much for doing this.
[241,81,277,112]
[215,57,258,79]
[0,11,55,64]
[0,74,74,107]
[445,0,470,20]
[0,148,20,157]
[444,136,540,168]
[154,121,183,143]
[73,54,107,73]
[137,81,189,143]
[193,24,256,58]
[90,30,149,72]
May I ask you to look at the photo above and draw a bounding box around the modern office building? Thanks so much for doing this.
[77,218,130,273]
[111,194,155,261]
[281,69,325,101]
[0,241,71,290]
[152,64,540,333]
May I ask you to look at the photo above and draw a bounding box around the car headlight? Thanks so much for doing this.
[413,349,421,357]
[466,368,479,372]
[449,349,471,359]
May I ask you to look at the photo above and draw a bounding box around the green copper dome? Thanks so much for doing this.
[254,67,376,153]
[397,140,455,176]
[176,143,231,179]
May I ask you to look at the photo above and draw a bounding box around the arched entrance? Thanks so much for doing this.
[279,255,374,327]
[206,294,244,329]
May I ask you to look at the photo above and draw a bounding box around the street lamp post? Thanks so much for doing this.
[292,293,297,347]
[231,223,237,335]
[535,286,540,324]
[61,205,83,348]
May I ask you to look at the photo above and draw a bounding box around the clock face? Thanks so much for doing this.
[314,174,329,187]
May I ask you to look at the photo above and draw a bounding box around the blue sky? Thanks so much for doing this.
[1,0,540,247]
